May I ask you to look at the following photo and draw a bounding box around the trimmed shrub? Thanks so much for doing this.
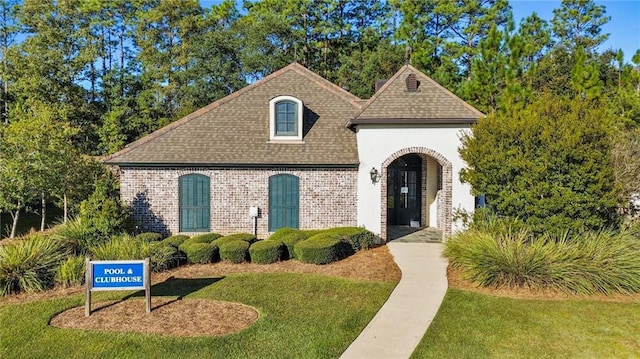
[300,229,325,237]
[220,240,250,263]
[322,227,375,251]
[162,235,190,248]
[0,236,68,296]
[55,256,86,287]
[179,233,222,251]
[279,232,309,259]
[250,240,284,264]
[223,233,257,244]
[181,243,218,264]
[445,227,640,294]
[212,233,256,248]
[294,234,352,264]
[267,227,301,242]
[134,232,163,242]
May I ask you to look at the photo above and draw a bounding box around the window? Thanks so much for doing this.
[269,96,303,141]
[269,174,299,231]
[179,174,210,232]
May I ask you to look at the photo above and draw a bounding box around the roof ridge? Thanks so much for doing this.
[103,63,359,164]
[288,63,362,104]
[405,64,485,117]
[350,64,410,121]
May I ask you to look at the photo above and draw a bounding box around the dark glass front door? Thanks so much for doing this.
[387,154,422,225]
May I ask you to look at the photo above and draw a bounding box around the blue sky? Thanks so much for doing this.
[510,0,640,62]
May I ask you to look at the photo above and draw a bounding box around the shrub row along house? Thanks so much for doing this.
[103,63,483,240]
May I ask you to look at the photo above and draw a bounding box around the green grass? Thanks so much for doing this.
[0,273,395,358]
[411,289,640,359]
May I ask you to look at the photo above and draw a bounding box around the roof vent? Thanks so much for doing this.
[406,73,419,92]
[375,79,387,93]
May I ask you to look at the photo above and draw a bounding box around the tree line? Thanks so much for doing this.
[1,0,639,237]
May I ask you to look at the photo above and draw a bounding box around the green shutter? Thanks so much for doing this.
[269,174,299,231]
[179,174,210,232]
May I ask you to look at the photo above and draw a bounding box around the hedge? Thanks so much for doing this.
[267,228,301,242]
[162,235,190,248]
[219,240,250,263]
[212,233,256,247]
[279,232,309,259]
[294,234,352,264]
[250,240,284,264]
[182,243,218,264]
[179,233,221,251]
[321,227,376,251]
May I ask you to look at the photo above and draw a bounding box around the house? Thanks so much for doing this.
[102,63,483,240]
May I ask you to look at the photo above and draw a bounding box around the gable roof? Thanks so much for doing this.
[103,63,362,167]
[347,64,484,126]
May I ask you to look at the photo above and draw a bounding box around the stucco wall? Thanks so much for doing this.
[355,124,475,238]
[119,167,357,238]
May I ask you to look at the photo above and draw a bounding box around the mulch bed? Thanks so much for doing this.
[50,298,259,337]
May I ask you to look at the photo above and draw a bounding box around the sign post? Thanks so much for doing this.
[85,258,151,317]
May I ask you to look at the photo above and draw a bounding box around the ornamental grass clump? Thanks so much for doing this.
[0,236,68,296]
[51,218,105,255]
[55,256,86,287]
[91,235,180,272]
[249,240,284,264]
[445,226,640,294]
[219,241,250,263]
[134,232,163,242]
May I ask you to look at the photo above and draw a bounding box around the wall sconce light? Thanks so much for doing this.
[370,167,381,184]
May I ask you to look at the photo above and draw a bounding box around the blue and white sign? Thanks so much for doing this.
[89,260,148,291]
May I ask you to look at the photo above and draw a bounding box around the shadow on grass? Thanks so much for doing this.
[93,277,224,312]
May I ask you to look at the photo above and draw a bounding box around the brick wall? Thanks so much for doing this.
[120,167,357,238]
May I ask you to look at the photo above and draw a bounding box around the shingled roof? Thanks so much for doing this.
[103,63,362,167]
[347,64,484,126]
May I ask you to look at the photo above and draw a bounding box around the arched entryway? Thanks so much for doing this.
[380,147,452,240]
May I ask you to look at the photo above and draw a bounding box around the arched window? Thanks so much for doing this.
[269,96,303,141]
[269,174,299,231]
[179,174,210,232]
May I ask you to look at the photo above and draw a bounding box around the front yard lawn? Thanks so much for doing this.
[412,289,640,358]
[0,273,395,359]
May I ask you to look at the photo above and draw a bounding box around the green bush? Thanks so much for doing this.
[322,227,375,251]
[91,235,179,272]
[267,228,301,242]
[51,218,105,255]
[55,256,86,287]
[279,232,309,259]
[162,235,190,248]
[445,227,640,294]
[181,243,218,264]
[134,232,163,242]
[78,171,134,239]
[294,234,352,265]
[179,233,221,251]
[0,236,68,296]
[249,240,284,264]
[300,229,325,237]
[212,233,255,248]
[219,240,250,263]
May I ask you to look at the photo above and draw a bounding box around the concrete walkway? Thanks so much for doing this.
[340,241,448,359]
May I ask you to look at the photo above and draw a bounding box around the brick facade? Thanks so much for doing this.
[120,167,357,238]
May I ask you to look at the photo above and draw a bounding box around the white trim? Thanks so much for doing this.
[269,95,303,141]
